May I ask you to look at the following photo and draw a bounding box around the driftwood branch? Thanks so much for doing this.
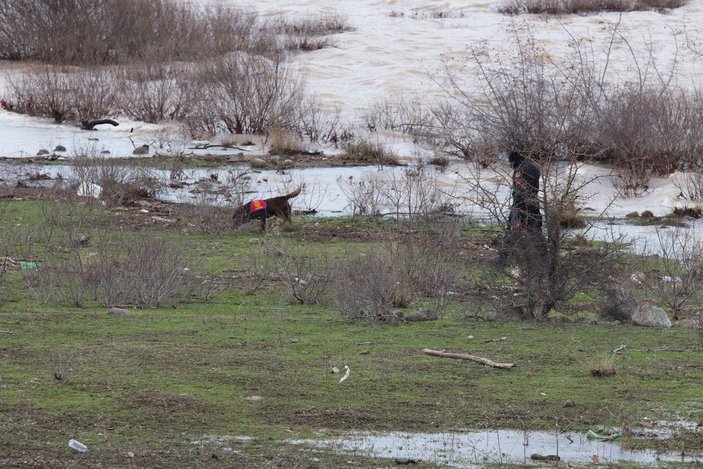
[81,119,119,130]
[423,348,515,369]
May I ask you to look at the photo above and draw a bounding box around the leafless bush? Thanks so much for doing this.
[0,0,260,65]
[498,0,687,14]
[84,233,192,308]
[332,246,412,320]
[22,199,103,306]
[671,172,703,202]
[6,66,118,123]
[114,64,191,123]
[637,227,703,319]
[296,99,345,145]
[362,96,432,135]
[395,222,463,305]
[594,88,703,193]
[269,14,353,52]
[181,183,236,235]
[224,167,254,210]
[428,22,682,317]
[336,175,385,218]
[6,67,78,123]
[186,52,307,136]
[380,163,454,225]
[71,155,164,207]
[265,234,333,304]
[332,227,463,319]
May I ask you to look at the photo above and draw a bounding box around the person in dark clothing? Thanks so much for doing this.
[498,151,545,266]
[508,151,542,231]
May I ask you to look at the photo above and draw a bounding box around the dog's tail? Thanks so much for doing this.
[284,186,302,199]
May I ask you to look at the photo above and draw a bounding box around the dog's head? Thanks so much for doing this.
[232,202,250,223]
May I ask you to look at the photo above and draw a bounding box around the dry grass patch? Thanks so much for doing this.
[586,352,617,377]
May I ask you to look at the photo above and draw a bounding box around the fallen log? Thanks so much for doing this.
[81,119,119,130]
[422,348,515,369]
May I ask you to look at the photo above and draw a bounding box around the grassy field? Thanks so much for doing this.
[1,195,702,468]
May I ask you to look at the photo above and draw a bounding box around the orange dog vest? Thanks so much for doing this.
[250,199,267,213]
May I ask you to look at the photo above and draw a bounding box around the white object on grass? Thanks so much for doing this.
[68,439,89,453]
[339,365,350,383]
[76,182,102,199]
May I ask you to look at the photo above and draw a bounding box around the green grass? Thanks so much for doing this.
[1,199,702,467]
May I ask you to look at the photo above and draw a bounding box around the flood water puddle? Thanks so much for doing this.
[290,429,702,467]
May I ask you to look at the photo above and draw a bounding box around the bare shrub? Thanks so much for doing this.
[637,227,703,319]
[0,0,260,65]
[395,222,463,306]
[224,167,254,210]
[181,183,236,235]
[498,0,687,15]
[187,52,307,136]
[114,64,191,123]
[265,234,332,305]
[269,14,353,52]
[671,172,703,202]
[427,23,646,317]
[6,67,79,123]
[332,228,463,320]
[79,233,191,308]
[594,88,703,193]
[71,155,164,207]
[295,179,328,215]
[596,285,637,321]
[336,175,385,218]
[296,98,345,145]
[380,163,453,225]
[6,67,118,123]
[332,247,412,320]
[362,96,432,135]
[23,199,103,306]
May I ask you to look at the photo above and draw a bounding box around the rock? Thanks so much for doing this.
[563,399,576,408]
[631,301,671,327]
[494,304,524,321]
[132,145,149,155]
[108,307,131,317]
[641,210,655,218]
[53,145,67,152]
[404,308,439,322]
[625,211,640,219]
[676,318,701,329]
[249,157,267,169]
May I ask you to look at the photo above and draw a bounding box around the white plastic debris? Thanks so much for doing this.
[76,182,102,199]
[68,438,89,453]
[339,365,350,383]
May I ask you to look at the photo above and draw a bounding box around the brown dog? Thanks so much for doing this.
[233,187,302,231]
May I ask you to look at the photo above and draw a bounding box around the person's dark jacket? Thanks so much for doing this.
[509,152,542,230]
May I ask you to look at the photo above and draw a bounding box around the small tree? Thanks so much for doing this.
[427,22,629,318]
[637,227,703,319]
